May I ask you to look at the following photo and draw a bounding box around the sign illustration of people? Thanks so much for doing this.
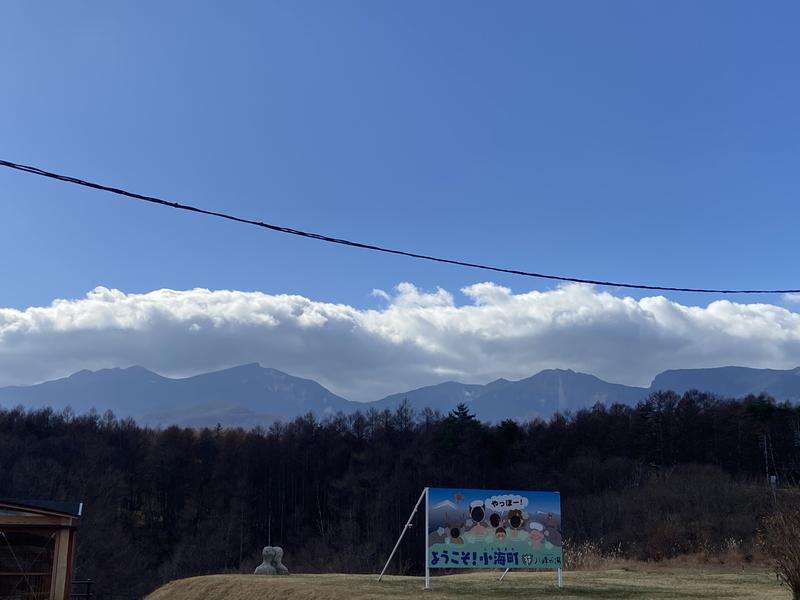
[426,488,562,570]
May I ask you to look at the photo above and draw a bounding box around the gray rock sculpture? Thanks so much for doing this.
[254,545,289,575]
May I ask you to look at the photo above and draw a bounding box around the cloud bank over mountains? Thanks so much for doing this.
[1,283,799,402]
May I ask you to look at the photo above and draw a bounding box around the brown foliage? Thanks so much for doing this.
[759,508,800,600]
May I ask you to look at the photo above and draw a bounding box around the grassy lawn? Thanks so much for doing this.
[145,568,789,600]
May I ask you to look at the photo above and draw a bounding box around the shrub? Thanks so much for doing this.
[759,508,800,600]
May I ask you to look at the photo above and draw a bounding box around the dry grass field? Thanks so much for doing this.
[144,567,789,600]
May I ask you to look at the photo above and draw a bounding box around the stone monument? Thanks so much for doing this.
[254,545,289,575]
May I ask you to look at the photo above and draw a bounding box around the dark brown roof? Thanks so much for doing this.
[0,497,82,518]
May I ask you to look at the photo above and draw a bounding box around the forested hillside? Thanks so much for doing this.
[1,391,798,598]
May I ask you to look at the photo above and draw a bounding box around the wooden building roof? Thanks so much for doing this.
[0,498,82,519]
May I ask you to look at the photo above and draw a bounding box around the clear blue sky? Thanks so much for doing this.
[2,1,799,310]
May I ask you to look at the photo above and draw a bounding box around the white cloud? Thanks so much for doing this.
[2,283,800,402]
[785,293,800,304]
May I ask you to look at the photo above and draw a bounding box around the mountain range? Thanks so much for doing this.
[0,363,798,427]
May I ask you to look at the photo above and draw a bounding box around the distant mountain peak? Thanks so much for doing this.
[68,369,94,379]
[3,363,799,428]
[123,365,157,374]
[67,365,159,379]
[0,362,352,427]
[219,362,264,373]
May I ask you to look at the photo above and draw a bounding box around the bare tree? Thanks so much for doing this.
[759,508,800,600]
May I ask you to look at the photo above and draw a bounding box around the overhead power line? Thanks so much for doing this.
[1,158,797,295]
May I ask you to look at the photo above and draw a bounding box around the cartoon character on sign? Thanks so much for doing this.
[544,526,562,548]
[528,522,544,550]
[445,514,466,545]
[494,527,507,542]
[507,509,526,540]
[465,500,489,541]
[469,501,486,527]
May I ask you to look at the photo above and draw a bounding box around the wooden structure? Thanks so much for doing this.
[0,498,82,600]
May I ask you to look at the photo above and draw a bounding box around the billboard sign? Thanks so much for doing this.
[426,487,562,570]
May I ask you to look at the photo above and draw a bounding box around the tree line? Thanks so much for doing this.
[0,390,798,598]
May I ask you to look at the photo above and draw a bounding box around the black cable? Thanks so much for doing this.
[1,158,798,294]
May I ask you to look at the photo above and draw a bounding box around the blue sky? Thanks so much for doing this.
[2,2,800,396]
[2,1,799,311]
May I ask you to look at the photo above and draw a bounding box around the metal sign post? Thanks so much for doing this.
[499,566,562,587]
[383,486,562,592]
[424,487,430,590]
[377,487,428,585]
